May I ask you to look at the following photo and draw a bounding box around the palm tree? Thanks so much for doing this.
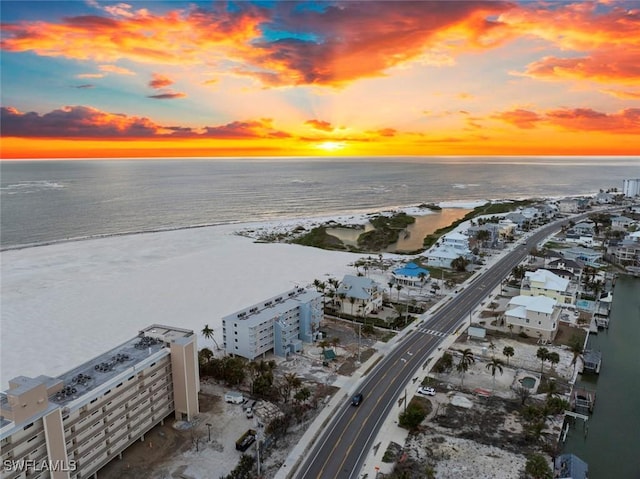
[536,347,549,374]
[201,324,220,350]
[456,348,475,387]
[418,272,427,293]
[507,323,514,338]
[387,281,394,300]
[395,284,403,302]
[525,453,553,479]
[547,351,560,370]
[502,346,515,366]
[488,340,497,358]
[568,334,584,373]
[348,296,356,316]
[485,358,504,392]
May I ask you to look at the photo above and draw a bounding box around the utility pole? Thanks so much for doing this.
[357,322,362,364]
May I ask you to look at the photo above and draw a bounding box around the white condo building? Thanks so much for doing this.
[623,179,640,197]
[222,287,322,360]
[0,325,199,479]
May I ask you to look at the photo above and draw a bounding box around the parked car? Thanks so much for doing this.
[351,393,364,406]
[417,386,436,396]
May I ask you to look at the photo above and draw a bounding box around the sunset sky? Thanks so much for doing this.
[1,0,639,158]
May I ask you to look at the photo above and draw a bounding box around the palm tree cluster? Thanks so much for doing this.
[536,347,560,374]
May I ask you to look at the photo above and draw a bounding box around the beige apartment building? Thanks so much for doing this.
[1,325,199,479]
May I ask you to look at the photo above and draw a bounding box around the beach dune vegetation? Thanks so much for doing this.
[357,212,415,251]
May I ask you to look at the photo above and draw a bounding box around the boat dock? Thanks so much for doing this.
[571,386,597,415]
[582,349,602,374]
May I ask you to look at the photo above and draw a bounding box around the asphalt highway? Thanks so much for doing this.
[296,219,572,479]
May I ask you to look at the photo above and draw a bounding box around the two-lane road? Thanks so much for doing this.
[297,219,572,479]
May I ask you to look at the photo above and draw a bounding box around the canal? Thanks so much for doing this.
[562,275,640,478]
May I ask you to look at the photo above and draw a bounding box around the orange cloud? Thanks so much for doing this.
[493,109,542,129]
[546,108,640,133]
[147,92,186,100]
[500,3,640,85]
[305,119,334,132]
[99,64,135,75]
[494,106,640,133]
[1,105,162,138]
[0,2,514,88]
[202,119,290,139]
[600,89,640,100]
[149,73,173,89]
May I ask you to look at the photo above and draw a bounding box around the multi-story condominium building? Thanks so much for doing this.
[505,295,561,341]
[521,269,575,305]
[222,287,322,361]
[0,325,199,479]
[622,178,640,197]
[337,275,384,315]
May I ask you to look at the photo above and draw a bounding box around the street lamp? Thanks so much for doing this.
[205,423,212,442]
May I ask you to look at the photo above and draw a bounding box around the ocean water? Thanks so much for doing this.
[1,156,638,249]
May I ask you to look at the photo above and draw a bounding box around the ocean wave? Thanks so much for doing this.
[0,180,65,194]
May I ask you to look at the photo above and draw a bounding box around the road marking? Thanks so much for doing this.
[417,329,448,338]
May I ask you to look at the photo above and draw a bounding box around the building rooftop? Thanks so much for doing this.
[1,324,193,433]
[223,287,321,327]
[507,295,557,316]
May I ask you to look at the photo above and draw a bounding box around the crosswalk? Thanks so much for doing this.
[417,328,448,338]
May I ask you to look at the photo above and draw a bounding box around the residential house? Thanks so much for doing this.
[546,258,584,276]
[561,247,603,266]
[594,191,615,204]
[505,295,561,341]
[337,275,383,316]
[609,231,640,266]
[423,231,473,269]
[521,269,575,305]
[610,215,636,231]
[392,262,430,287]
[505,212,528,229]
[223,287,323,360]
[572,220,595,237]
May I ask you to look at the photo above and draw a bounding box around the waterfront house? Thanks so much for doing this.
[222,287,323,360]
[609,231,640,266]
[337,275,383,316]
[521,269,575,305]
[546,258,584,276]
[504,295,561,341]
[441,231,469,250]
[392,262,430,287]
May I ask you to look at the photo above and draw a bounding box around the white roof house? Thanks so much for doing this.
[442,231,469,250]
[505,295,560,341]
[522,269,574,305]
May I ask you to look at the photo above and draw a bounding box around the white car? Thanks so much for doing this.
[417,386,436,396]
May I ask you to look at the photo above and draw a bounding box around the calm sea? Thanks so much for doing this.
[1,156,638,249]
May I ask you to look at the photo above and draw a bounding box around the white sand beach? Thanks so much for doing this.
[0,222,364,387]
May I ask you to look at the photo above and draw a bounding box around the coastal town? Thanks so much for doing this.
[1,179,639,479]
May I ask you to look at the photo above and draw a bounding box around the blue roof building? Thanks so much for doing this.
[392,262,430,286]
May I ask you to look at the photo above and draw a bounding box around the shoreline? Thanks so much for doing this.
[0,199,487,252]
